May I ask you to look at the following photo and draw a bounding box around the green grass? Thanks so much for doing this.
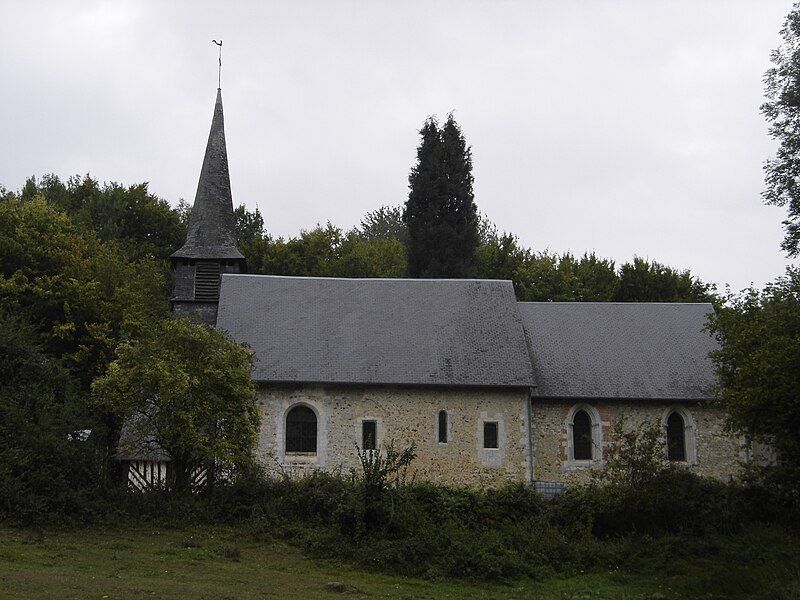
[0,525,797,599]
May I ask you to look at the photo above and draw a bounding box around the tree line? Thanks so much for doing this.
[11,171,716,304]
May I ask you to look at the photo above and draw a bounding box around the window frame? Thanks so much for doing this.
[438,410,448,444]
[483,421,499,449]
[564,404,603,465]
[285,404,318,454]
[666,412,686,462]
[362,419,377,451]
[661,407,697,465]
[572,409,593,461]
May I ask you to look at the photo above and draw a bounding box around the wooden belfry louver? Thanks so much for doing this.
[194,261,222,301]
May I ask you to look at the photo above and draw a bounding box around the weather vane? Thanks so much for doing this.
[212,39,222,89]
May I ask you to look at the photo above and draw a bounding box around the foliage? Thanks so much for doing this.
[356,205,408,245]
[91,318,260,490]
[404,115,480,278]
[615,257,715,303]
[108,466,793,584]
[600,417,670,488]
[228,199,714,301]
[235,216,407,279]
[0,314,101,524]
[355,442,417,530]
[708,268,800,501]
[763,3,800,256]
[560,418,744,539]
[234,204,272,274]
[0,195,168,390]
[20,174,185,262]
[355,442,416,492]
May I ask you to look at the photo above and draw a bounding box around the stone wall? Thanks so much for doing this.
[256,384,531,487]
[531,399,742,485]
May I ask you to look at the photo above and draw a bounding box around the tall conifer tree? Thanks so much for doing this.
[404,115,479,278]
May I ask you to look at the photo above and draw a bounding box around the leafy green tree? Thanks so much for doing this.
[234,204,273,274]
[707,269,800,471]
[512,252,575,302]
[0,195,170,478]
[21,174,185,262]
[0,195,168,389]
[336,233,407,278]
[0,314,97,523]
[615,257,714,303]
[404,115,480,278]
[92,318,259,491]
[356,205,408,245]
[600,417,670,488]
[574,253,619,301]
[475,232,530,288]
[763,3,800,256]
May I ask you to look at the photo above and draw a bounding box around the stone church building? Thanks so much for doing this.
[121,88,745,490]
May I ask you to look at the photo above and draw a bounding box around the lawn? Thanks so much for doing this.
[0,525,797,599]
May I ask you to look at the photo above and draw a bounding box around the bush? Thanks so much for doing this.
[2,414,797,581]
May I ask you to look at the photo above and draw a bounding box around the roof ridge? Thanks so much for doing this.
[221,273,514,284]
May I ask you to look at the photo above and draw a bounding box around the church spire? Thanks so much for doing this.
[171,88,243,261]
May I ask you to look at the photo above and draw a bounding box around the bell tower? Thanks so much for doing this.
[170,87,245,325]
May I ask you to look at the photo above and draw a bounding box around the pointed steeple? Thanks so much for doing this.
[172,89,244,261]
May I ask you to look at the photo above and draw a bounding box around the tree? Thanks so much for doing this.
[475,231,530,291]
[403,115,480,278]
[601,417,671,488]
[0,194,170,480]
[356,205,408,245]
[234,204,273,274]
[0,195,168,389]
[763,3,800,256]
[615,257,715,303]
[21,174,185,262]
[707,268,800,471]
[92,318,259,491]
[0,314,97,523]
[336,233,407,278]
[574,253,619,301]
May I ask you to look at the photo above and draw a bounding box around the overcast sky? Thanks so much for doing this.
[1,1,796,292]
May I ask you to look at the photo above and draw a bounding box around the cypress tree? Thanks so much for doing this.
[404,114,479,278]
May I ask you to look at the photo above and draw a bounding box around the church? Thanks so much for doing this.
[121,88,745,491]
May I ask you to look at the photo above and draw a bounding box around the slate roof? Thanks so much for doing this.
[171,89,244,261]
[216,274,535,387]
[518,302,718,400]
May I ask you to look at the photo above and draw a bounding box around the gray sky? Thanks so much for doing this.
[1,1,796,292]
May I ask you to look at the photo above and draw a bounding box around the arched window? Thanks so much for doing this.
[286,405,317,453]
[666,412,686,461]
[438,410,448,443]
[572,410,593,460]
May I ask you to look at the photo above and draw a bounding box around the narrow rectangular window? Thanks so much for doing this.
[483,422,498,449]
[438,410,448,443]
[362,420,377,451]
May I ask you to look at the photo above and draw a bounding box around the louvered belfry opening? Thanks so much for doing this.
[194,261,221,300]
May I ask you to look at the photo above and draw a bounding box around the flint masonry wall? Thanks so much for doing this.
[256,384,531,487]
[532,399,742,485]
